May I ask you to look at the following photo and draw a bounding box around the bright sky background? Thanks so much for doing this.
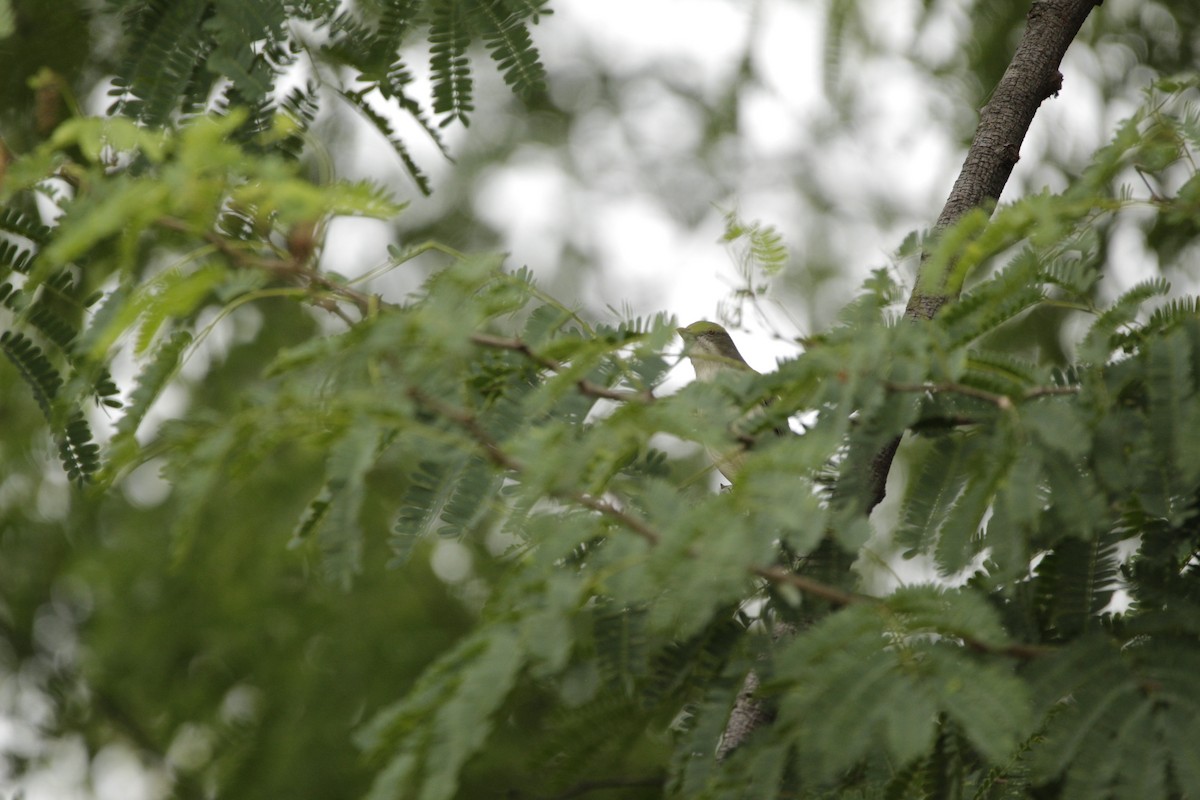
[322,0,1133,384]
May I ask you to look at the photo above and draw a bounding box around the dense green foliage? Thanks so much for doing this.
[3,1,1200,799]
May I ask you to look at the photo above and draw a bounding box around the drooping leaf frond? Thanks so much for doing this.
[476,0,548,99]
[0,329,62,420]
[108,0,215,124]
[58,409,101,485]
[1030,636,1200,799]
[428,0,476,127]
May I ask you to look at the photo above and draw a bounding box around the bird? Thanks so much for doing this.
[676,320,757,381]
[677,321,786,483]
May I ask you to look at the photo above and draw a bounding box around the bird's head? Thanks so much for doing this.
[677,321,754,380]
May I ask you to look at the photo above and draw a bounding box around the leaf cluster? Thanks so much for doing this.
[96,0,549,193]
[5,9,1200,799]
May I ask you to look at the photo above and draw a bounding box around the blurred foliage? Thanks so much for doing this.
[3,2,1200,800]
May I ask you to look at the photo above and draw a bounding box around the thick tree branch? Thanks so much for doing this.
[719,0,1101,760]
[866,0,1102,514]
[906,0,1102,320]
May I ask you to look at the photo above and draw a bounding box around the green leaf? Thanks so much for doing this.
[1031,637,1200,800]
[86,264,228,359]
[113,330,193,443]
[304,421,386,588]
[360,626,525,800]
[774,598,1031,780]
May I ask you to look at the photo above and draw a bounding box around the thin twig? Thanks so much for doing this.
[753,566,1050,659]
[1023,385,1081,399]
[406,387,525,473]
[886,380,1081,408]
[961,637,1053,660]
[469,333,656,404]
[157,216,379,318]
[412,390,1051,659]
[752,565,865,607]
[570,493,662,546]
[407,388,660,544]
[886,381,1015,410]
[160,219,663,410]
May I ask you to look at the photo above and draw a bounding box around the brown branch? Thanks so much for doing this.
[864,0,1102,514]
[886,381,1081,406]
[752,565,866,607]
[410,378,1051,771]
[911,415,983,430]
[907,0,1103,320]
[407,387,525,473]
[1024,384,1081,399]
[160,220,658,408]
[714,667,774,761]
[406,388,661,545]
[570,493,663,546]
[469,332,657,404]
[157,216,379,320]
[753,566,1052,659]
[885,381,1015,410]
[409,388,1051,658]
[718,561,1049,758]
[962,637,1054,660]
[470,332,550,360]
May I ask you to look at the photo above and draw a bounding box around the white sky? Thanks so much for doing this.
[323,0,1130,383]
[327,0,907,371]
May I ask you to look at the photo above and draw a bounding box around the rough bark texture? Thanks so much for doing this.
[719,0,1103,761]
[904,0,1103,321]
[717,621,795,762]
[716,669,771,761]
[878,0,1103,512]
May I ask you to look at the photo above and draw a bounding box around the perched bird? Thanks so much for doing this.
[677,321,757,381]
[677,321,785,483]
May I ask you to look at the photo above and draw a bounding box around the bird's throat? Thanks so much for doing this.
[692,358,730,382]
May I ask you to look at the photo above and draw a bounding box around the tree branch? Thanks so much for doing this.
[406,388,661,545]
[865,0,1102,513]
[152,225,661,407]
[411,385,1049,773]
[157,216,379,322]
[885,380,1080,408]
[752,565,865,607]
[886,381,1017,410]
[906,0,1103,320]
[752,567,1052,659]
[719,5,1102,757]
[469,333,657,404]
